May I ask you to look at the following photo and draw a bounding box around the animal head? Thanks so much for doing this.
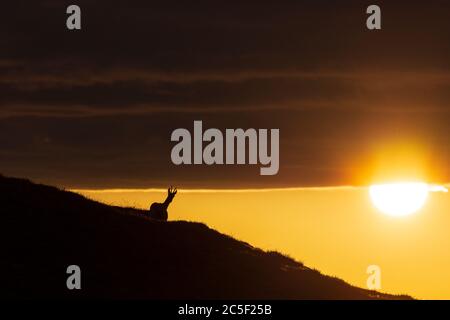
[167,186,177,201]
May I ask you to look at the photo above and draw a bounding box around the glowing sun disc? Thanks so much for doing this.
[369,182,429,217]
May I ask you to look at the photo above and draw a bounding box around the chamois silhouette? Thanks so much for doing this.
[148,186,177,221]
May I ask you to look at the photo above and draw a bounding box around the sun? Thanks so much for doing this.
[369,182,430,217]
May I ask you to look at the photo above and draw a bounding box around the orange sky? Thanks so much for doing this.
[75,186,450,299]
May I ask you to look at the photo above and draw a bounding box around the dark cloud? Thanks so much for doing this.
[1,0,449,187]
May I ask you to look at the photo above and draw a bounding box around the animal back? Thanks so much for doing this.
[149,202,168,221]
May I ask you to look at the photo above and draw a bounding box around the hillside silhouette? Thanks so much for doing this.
[1,175,410,299]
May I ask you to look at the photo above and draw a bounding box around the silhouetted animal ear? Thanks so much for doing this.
[173,188,177,195]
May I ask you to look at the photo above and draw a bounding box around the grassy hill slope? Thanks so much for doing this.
[0,175,410,299]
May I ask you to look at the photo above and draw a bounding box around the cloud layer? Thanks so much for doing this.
[1,1,449,188]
